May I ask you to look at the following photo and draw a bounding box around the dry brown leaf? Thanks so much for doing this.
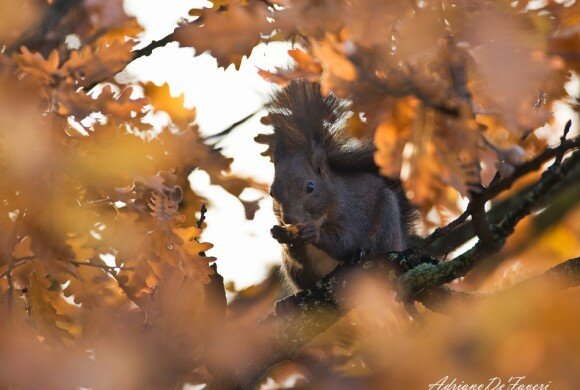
[13,47,60,85]
[174,4,273,69]
[61,39,134,87]
[258,48,322,85]
[27,271,73,342]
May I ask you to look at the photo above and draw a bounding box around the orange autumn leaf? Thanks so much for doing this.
[143,82,196,126]
[174,3,273,69]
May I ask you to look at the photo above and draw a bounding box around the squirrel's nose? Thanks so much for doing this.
[282,213,300,225]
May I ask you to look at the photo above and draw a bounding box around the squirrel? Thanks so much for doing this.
[267,79,416,291]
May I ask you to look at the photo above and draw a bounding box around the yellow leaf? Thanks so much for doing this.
[143,82,196,126]
[66,236,96,261]
[173,226,213,256]
[13,47,60,84]
[27,272,73,342]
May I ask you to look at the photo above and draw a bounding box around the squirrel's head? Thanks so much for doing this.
[267,80,345,226]
[270,144,334,226]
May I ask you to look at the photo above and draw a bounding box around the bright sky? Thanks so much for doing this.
[124,0,292,288]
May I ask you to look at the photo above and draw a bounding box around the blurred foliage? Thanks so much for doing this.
[0,0,578,389]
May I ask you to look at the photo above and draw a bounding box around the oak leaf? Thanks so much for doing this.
[27,271,73,342]
[143,82,196,127]
[13,47,60,85]
[258,48,322,85]
[174,4,273,69]
[61,39,134,87]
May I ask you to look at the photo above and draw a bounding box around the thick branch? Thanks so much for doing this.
[215,249,580,387]
[418,256,580,314]
[424,136,580,255]
[464,179,580,286]
[209,251,422,388]
[517,256,580,290]
[469,192,494,244]
[400,149,580,296]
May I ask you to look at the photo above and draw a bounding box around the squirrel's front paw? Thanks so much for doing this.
[296,223,320,244]
[271,225,294,244]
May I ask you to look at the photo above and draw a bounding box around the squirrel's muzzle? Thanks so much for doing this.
[282,212,302,225]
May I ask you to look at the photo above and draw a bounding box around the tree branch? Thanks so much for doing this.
[215,249,580,387]
[400,148,580,297]
[418,256,580,314]
[69,260,133,272]
[426,162,580,257]
[517,256,580,290]
[204,109,262,146]
[469,192,494,244]
[464,178,580,286]
[422,134,580,255]
[482,134,579,202]
[0,256,36,279]
[421,208,470,247]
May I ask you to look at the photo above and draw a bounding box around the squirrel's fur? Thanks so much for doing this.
[268,80,415,291]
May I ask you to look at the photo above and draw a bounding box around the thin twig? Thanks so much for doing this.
[0,256,36,279]
[108,269,146,310]
[483,135,579,201]
[196,204,208,229]
[205,109,262,145]
[69,260,133,271]
[555,119,572,165]
[422,208,470,247]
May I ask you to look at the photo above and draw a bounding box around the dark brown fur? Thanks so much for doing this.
[269,80,415,291]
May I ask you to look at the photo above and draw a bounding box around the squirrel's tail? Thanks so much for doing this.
[268,79,345,150]
[269,79,379,172]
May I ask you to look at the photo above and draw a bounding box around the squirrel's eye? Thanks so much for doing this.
[306,181,315,193]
